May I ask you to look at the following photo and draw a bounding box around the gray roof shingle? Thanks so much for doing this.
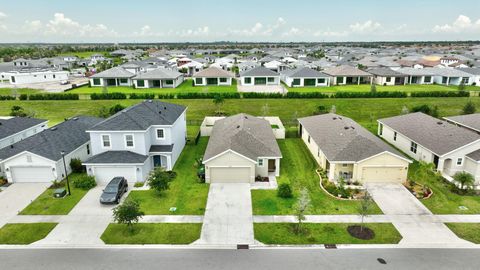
[0,117,48,140]
[149,144,174,153]
[368,68,407,77]
[192,67,234,78]
[240,66,280,77]
[84,151,148,164]
[90,67,135,78]
[133,68,182,80]
[203,114,281,162]
[281,67,329,78]
[444,113,480,133]
[299,114,406,162]
[323,65,372,77]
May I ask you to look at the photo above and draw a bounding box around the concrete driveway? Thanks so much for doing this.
[34,185,130,246]
[0,183,49,227]
[366,183,470,245]
[197,183,254,245]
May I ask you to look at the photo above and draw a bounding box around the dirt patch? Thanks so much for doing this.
[347,225,375,240]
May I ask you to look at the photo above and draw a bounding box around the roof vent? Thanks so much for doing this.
[148,100,153,103]
[437,121,443,125]
[10,145,14,149]
[159,111,162,114]
[344,126,349,130]
[164,106,167,110]
[332,117,337,120]
[237,125,240,129]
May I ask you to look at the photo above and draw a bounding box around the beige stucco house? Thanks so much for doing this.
[299,114,411,184]
[202,114,282,183]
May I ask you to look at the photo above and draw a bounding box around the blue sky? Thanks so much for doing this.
[0,0,479,42]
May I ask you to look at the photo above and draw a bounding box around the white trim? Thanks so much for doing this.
[443,118,480,133]
[101,134,112,149]
[465,155,480,164]
[0,150,56,164]
[156,128,166,140]
[0,121,48,144]
[124,134,135,148]
[203,149,257,164]
[357,151,412,164]
[456,157,464,166]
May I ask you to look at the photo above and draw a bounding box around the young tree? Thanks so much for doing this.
[10,105,27,117]
[370,84,377,93]
[109,104,126,115]
[462,101,476,115]
[212,94,225,113]
[330,105,336,114]
[401,106,409,115]
[358,193,373,232]
[294,188,311,234]
[147,167,176,194]
[97,106,110,118]
[458,81,466,91]
[112,199,144,232]
[261,103,270,117]
[453,171,475,190]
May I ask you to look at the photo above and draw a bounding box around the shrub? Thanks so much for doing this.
[333,91,407,98]
[286,92,328,98]
[0,95,16,100]
[28,93,79,100]
[147,168,176,194]
[176,92,240,99]
[277,183,293,198]
[134,182,145,188]
[242,92,284,99]
[129,93,155,99]
[69,158,84,173]
[410,91,469,98]
[462,101,476,115]
[73,175,97,190]
[112,199,144,232]
[411,104,439,117]
[10,105,27,117]
[19,94,28,100]
[109,104,125,115]
[157,93,175,99]
[90,92,127,100]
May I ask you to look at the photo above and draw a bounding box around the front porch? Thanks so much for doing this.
[326,162,355,184]
[149,144,174,171]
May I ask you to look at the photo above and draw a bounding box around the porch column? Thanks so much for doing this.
[275,158,280,177]
[446,77,450,86]
[115,79,118,86]
[358,76,360,85]
[352,164,359,182]
[328,163,336,181]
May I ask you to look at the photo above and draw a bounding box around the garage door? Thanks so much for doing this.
[209,167,251,183]
[10,167,55,183]
[361,167,405,183]
[94,167,136,185]
[304,79,316,86]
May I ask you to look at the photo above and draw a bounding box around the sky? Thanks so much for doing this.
[0,0,479,43]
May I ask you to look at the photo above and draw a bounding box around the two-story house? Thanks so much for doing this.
[83,100,187,184]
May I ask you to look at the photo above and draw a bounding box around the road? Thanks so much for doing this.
[1,248,479,270]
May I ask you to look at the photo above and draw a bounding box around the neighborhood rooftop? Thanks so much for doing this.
[0,117,47,139]
[192,67,234,78]
[240,66,280,77]
[280,66,329,77]
[322,65,372,76]
[133,68,182,80]
[84,151,148,164]
[444,113,480,133]
[90,66,135,78]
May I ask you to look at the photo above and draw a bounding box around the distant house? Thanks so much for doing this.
[0,117,48,150]
[396,68,436,85]
[132,68,184,89]
[280,67,330,87]
[323,65,373,85]
[444,113,480,134]
[3,70,69,85]
[202,114,282,183]
[192,67,235,86]
[430,68,472,86]
[368,68,408,86]
[459,68,480,86]
[299,114,410,184]
[90,67,135,87]
[239,66,280,86]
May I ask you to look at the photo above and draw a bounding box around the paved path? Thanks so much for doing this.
[197,183,254,245]
[0,183,49,228]
[366,183,470,245]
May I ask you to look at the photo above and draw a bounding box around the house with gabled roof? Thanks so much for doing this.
[323,65,373,85]
[90,67,135,87]
[239,66,280,86]
[280,66,330,87]
[368,68,408,86]
[192,67,235,86]
[0,117,48,150]
[132,68,184,88]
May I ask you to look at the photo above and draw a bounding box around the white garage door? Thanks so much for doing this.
[10,166,55,183]
[209,167,251,183]
[361,167,405,183]
[94,167,137,185]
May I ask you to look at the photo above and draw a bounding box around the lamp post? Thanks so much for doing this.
[61,151,71,196]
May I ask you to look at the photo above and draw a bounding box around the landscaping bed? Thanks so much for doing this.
[100,223,202,244]
[445,223,480,244]
[0,223,57,244]
[404,180,433,199]
[254,223,402,245]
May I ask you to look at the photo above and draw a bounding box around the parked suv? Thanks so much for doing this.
[100,177,128,204]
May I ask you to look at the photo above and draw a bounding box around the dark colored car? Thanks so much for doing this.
[100,177,128,204]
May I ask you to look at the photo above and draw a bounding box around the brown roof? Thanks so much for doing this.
[193,67,234,78]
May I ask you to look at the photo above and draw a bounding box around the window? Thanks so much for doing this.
[102,135,111,148]
[337,76,344,84]
[165,80,174,85]
[267,77,275,83]
[393,131,397,141]
[86,144,90,155]
[379,123,383,135]
[317,78,326,84]
[292,79,301,86]
[11,76,15,83]
[244,77,252,84]
[386,77,392,83]
[456,158,463,166]
[137,80,145,87]
[410,142,417,154]
[462,77,470,84]
[424,76,432,83]
[120,78,128,84]
[125,134,134,148]
[195,78,203,85]
[53,74,56,79]
[219,77,227,83]
[156,128,165,139]
[258,158,264,167]
[442,77,448,84]
[342,164,348,167]
[92,78,101,85]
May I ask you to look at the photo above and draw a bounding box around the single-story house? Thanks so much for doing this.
[368,68,408,86]
[90,67,135,87]
[239,66,280,86]
[430,68,472,86]
[132,68,184,88]
[444,113,480,134]
[192,67,235,86]
[299,114,410,184]
[396,68,436,85]
[202,113,282,183]
[459,68,480,86]
[0,117,48,150]
[2,70,69,85]
[378,112,480,185]
[0,116,102,183]
[322,65,373,85]
[280,67,330,87]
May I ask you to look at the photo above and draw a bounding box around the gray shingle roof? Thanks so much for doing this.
[458,68,480,76]
[281,67,329,78]
[0,116,102,161]
[203,114,282,162]
[396,67,437,76]
[467,149,480,161]
[379,112,480,156]
[299,114,406,162]
[444,113,480,133]
[90,67,135,78]
[368,68,406,77]
[323,65,372,77]
[133,68,182,80]
[84,151,148,164]
[0,117,48,140]
[89,100,186,131]
[192,67,234,78]
[149,144,174,153]
[240,66,280,77]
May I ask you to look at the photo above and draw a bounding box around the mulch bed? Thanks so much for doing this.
[347,225,375,240]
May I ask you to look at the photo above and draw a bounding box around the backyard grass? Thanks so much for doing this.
[254,223,402,244]
[408,162,480,214]
[286,84,480,93]
[251,139,382,215]
[445,223,480,244]
[0,87,44,96]
[0,223,57,244]
[126,138,209,215]
[100,223,202,244]
[19,174,90,215]
[58,51,108,58]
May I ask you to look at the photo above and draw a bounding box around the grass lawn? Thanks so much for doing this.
[19,174,90,215]
[445,223,480,244]
[251,139,382,215]
[0,87,44,96]
[0,223,57,244]
[408,162,480,214]
[58,51,108,58]
[286,84,480,93]
[126,138,209,215]
[101,223,202,244]
[254,223,402,244]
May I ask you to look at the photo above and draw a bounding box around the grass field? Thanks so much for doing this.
[58,51,108,58]
[0,88,44,96]
[0,223,57,244]
[126,138,209,215]
[254,223,402,244]
[286,84,480,93]
[251,139,382,215]
[101,223,202,244]
[445,223,480,243]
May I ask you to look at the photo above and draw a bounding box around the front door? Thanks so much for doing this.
[268,159,276,172]
[153,155,162,167]
[433,155,439,169]
[153,80,161,88]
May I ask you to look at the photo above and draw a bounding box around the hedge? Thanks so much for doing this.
[285,92,329,99]
[410,91,470,98]
[28,93,79,100]
[333,91,408,98]
[129,93,155,99]
[157,93,175,99]
[176,92,241,99]
[90,92,127,100]
[0,95,16,100]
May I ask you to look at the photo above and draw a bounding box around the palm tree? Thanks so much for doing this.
[453,171,475,190]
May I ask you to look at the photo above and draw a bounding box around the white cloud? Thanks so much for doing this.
[23,20,43,33]
[433,15,480,33]
[177,26,210,37]
[44,13,117,37]
[0,11,7,31]
[349,20,382,33]
[281,27,301,37]
[313,30,348,37]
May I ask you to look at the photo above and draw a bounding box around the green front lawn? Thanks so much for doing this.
[445,223,480,243]
[0,88,44,96]
[251,139,382,215]
[101,223,202,244]
[408,162,480,214]
[286,84,480,93]
[58,51,108,58]
[254,223,402,244]
[126,138,209,215]
[0,223,57,244]
[20,174,90,215]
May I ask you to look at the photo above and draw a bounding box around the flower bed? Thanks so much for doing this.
[317,169,367,200]
[404,180,433,199]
